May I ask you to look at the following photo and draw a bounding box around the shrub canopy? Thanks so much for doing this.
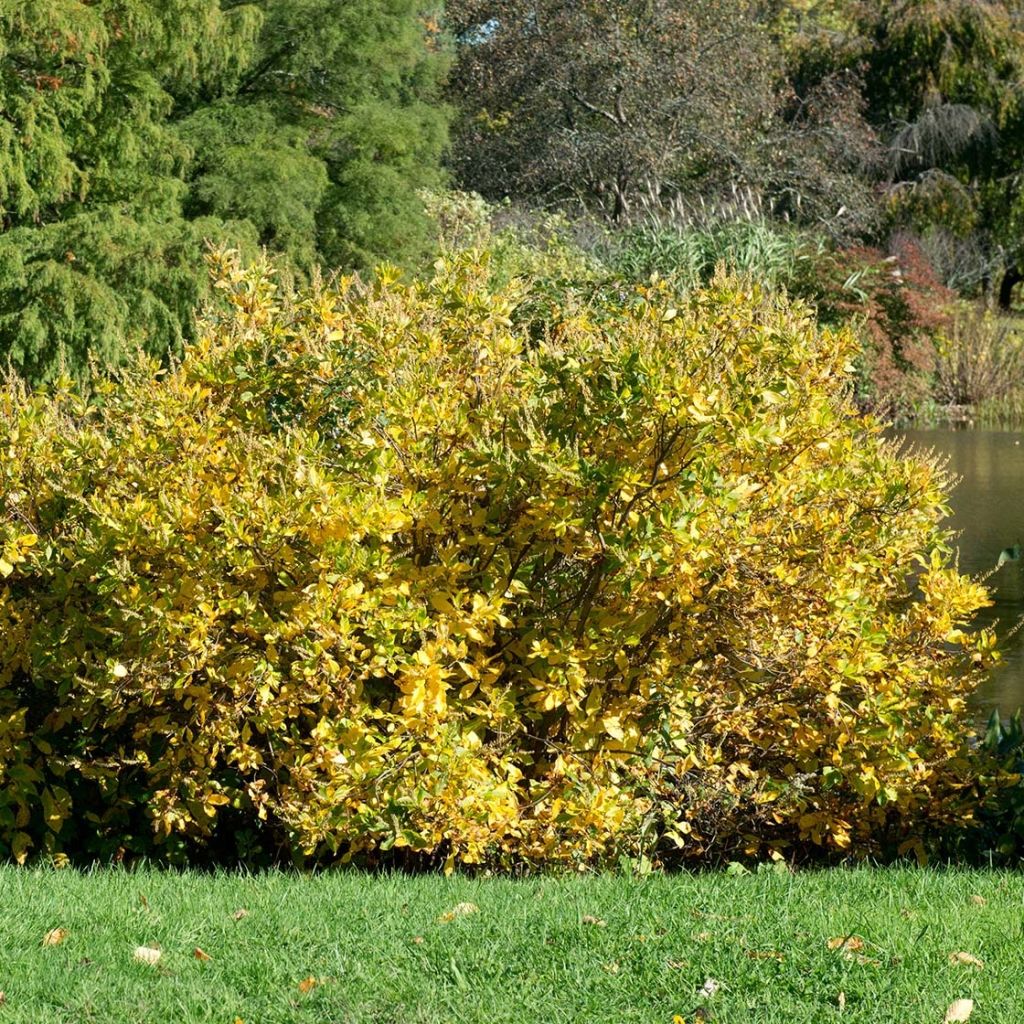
[0,251,994,867]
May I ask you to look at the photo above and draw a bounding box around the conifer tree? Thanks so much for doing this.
[0,1,449,384]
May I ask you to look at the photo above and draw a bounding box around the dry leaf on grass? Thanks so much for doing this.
[297,976,320,994]
[231,908,249,921]
[581,914,606,927]
[837,991,846,1011]
[970,894,987,906]
[0,991,6,1005]
[847,952,880,967]
[43,927,68,946]
[437,902,479,923]
[698,978,722,998]
[944,999,974,1023]
[666,959,689,970]
[827,935,864,952]
[746,949,784,962]
[948,951,984,970]
[133,946,161,966]
[602,961,620,975]
[693,930,713,942]
[412,936,424,945]
[194,947,212,962]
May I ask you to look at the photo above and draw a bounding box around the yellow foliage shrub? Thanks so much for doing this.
[0,250,996,867]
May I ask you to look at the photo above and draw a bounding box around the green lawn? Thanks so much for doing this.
[0,865,1021,1023]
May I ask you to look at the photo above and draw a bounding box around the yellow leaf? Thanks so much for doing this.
[581,914,606,927]
[297,976,320,994]
[827,936,864,952]
[43,927,68,947]
[133,945,161,965]
[231,908,249,920]
[194,947,212,962]
[602,715,625,741]
[948,951,984,970]
[11,832,31,864]
[944,999,974,1023]
[438,902,479,923]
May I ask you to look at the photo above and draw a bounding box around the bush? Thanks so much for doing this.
[0,250,999,868]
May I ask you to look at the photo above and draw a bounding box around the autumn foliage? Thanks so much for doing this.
[0,252,996,868]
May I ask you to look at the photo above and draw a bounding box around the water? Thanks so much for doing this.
[902,428,1024,718]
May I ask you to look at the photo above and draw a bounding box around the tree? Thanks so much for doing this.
[0,1,450,385]
[446,0,782,219]
[446,1,882,235]
[178,0,451,271]
[778,0,1024,303]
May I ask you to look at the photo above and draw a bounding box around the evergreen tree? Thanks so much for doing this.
[0,1,449,384]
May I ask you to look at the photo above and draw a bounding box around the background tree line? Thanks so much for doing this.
[4,0,1024,413]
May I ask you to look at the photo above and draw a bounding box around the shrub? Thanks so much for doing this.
[806,239,957,420]
[0,250,998,868]
[933,309,1024,411]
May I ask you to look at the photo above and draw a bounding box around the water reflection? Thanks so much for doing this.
[902,429,1024,717]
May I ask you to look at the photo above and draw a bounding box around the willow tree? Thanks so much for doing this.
[780,0,1024,302]
[0,1,449,385]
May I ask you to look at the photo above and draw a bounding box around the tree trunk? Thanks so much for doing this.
[999,265,1023,310]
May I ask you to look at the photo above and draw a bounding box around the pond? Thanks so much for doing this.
[902,428,1024,719]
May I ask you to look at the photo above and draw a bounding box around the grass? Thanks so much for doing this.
[0,865,1021,1023]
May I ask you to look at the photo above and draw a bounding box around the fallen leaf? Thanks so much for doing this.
[438,902,479,923]
[698,978,722,998]
[139,894,149,910]
[194,947,212,962]
[133,945,161,966]
[231,908,249,921]
[837,991,846,1011]
[845,952,880,967]
[693,930,713,942]
[602,961,620,975]
[43,927,68,947]
[666,958,689,970]
[233,1019,244,1024]
[827,935,864,952]
[0,991,6,1005]
[297,976,320,994]
[412,936,424,945]
[944,999,974,1023]
[970,894,987,906]
[581,914,607,927]
[746,949,784,962]
[948,951,984,970]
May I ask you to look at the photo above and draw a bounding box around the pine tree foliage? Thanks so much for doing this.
[0,1,449,384]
